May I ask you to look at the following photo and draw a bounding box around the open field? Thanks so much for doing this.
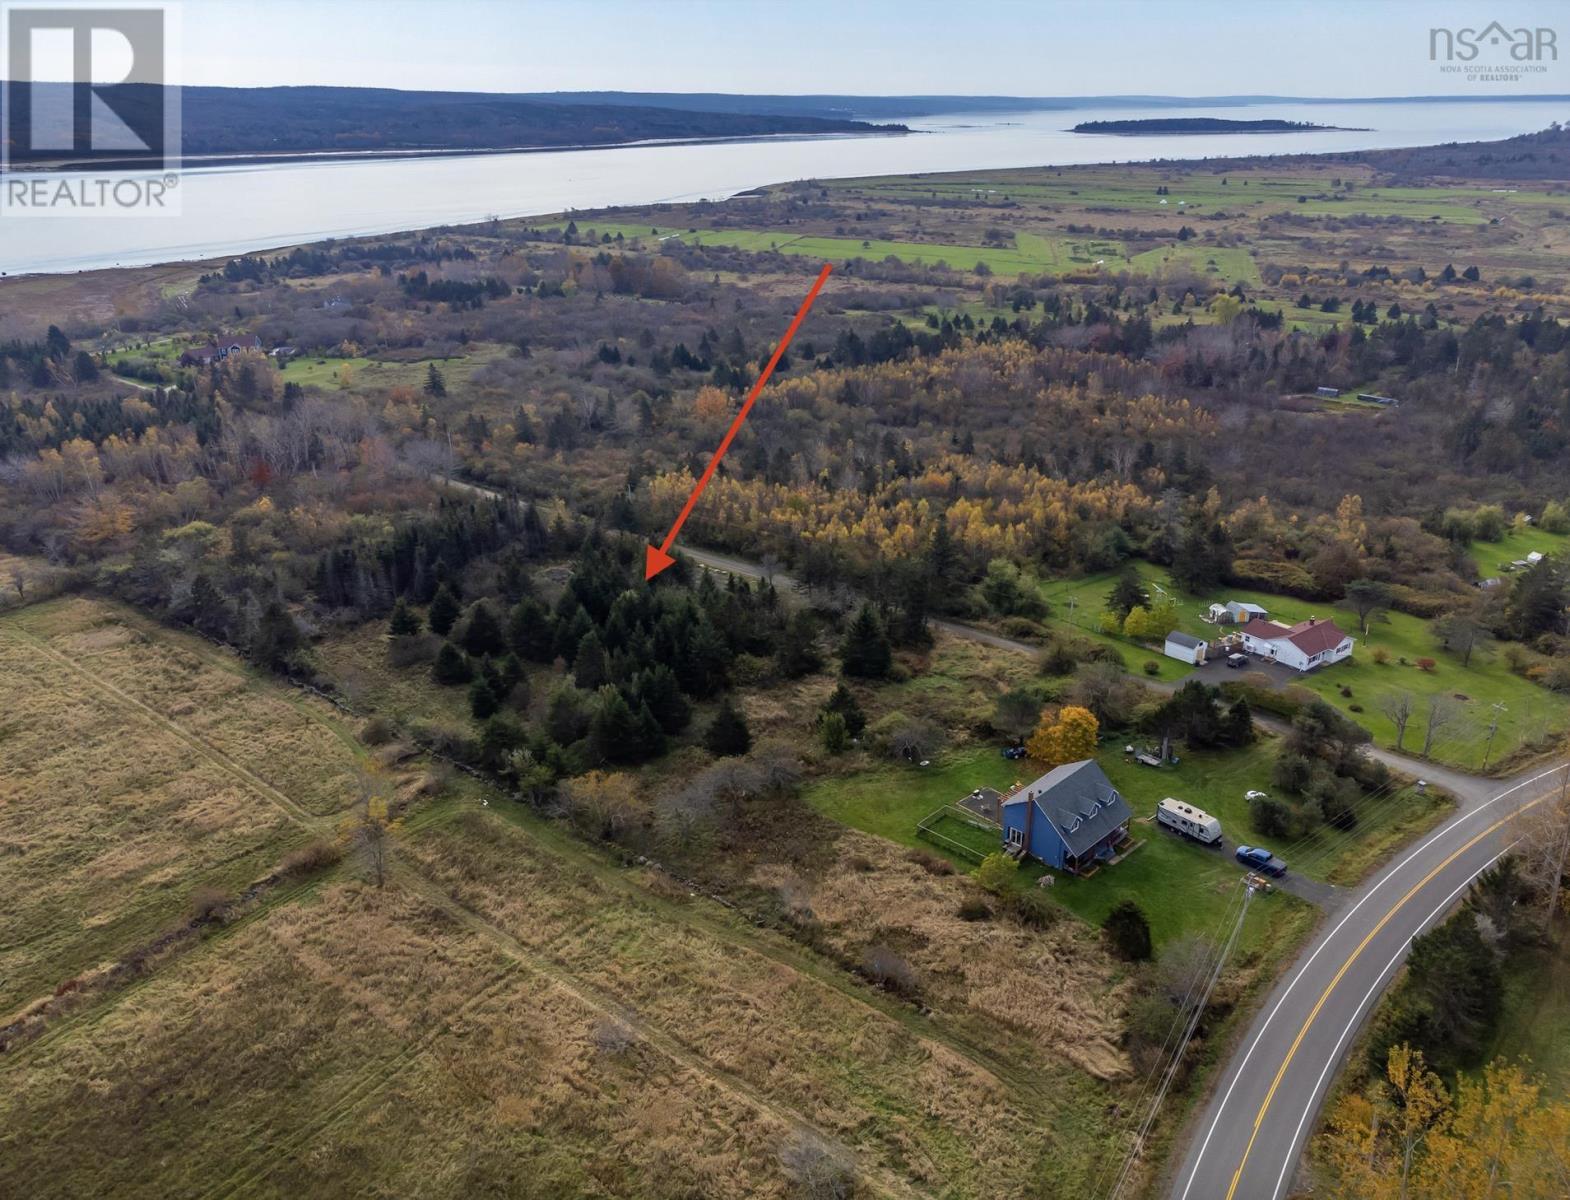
[1,878,808,1200]
[1040,563,1570,771]
[819,168,1540,226]
[0,598,365,1014]
[551,219,1127,277]
[1126,242,1260,285]
[2,596,1153,1198]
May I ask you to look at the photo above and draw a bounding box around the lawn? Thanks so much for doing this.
[1038,571,1194,682]
[1040,562,1570,772]
[804,745,1028,861]
[804,742,1324,952]
[1466,524,1569,576]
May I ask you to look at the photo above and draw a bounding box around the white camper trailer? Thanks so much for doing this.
[1156,797,1223,845]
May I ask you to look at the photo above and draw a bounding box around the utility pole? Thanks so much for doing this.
[1482,701,1507,771]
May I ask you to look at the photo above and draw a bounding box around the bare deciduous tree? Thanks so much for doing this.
[1378,691,1416,752]
[1513,766,1570,928]
[1421,695,1459,758]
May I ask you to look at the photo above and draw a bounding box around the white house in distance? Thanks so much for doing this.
[1239,616,1354,672]
[1164,630,1208,665]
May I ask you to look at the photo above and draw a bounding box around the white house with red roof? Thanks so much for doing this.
[1238,615,1354,672]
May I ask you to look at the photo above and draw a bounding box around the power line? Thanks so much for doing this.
[1089,879,1252,1200]
[1107,884,1257,1200]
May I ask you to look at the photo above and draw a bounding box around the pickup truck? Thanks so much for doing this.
[1235,845,1288,877]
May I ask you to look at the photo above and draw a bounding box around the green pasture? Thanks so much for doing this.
[1041,562,1570,771]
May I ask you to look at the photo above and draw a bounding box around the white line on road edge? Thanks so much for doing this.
[1265,845,1513,1200]
[1174,765,1563,1200]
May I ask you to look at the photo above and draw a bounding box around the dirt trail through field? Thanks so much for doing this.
[4,617,930,1199]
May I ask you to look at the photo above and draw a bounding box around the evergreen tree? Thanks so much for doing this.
[469,676,501,720]
[508,597,555,662]
[250,601,304,672]
[459,601,507,657]
[1103,900,1153,962]
[432,641,472,685]
[573,630,610,690]
[1222,697,1254,747]
[546,686,591,746]
[590,687,640,762]
[775,610,823,678]
[1107,567,1148,619]
[496,653,527,703]
[839,603,892,679]
[705,698,752,757]
[388,597,422,637]
[821,682,867,738]
[424,362,447,397]
[632,664,691,733]
[428,583,461,636]
[1506,558,1566,639]
[820,710,849,754]
[926,519,960,595]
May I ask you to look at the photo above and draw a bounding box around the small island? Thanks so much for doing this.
[1071,117,1365,135]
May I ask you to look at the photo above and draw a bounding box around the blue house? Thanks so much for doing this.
[1000,760,1132,873]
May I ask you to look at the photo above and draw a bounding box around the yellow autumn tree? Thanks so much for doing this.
[692,385,731,426]
[1318,1046,1570,1200]
[1026,705,1099,768]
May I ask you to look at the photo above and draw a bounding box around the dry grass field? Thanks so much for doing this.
[0,600,317,1015]
[1,595,1143,1199]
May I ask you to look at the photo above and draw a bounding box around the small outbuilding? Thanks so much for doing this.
[1164,631,1208,665]
[1225,601,1269,624]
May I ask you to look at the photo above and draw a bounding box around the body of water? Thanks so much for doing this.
[2,99,1565,276]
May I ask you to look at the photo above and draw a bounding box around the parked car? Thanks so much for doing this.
[1002,745,1026,760]
[1245,790,1269,801]
[1226,653,1248,669]
[1235,845,1287,877]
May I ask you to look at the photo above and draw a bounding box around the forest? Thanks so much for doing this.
[4,136,1570,1199]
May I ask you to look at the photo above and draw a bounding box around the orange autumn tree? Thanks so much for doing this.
[1026,705,1099,768]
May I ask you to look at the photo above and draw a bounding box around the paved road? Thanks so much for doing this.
[434,478,1570,1194]
[642,541,1570,1199]
[1167,761,1565,1200]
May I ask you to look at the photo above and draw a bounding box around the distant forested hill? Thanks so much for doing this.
[8,83,903,162]
[1072,117,1346,134]
[1347,122,1570,179]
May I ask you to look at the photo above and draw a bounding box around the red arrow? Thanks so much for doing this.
[645,261,832,580]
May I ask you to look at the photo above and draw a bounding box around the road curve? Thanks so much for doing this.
[1166,763,1565,1200]
[626,540,1570,1198]
[431,477,1569,1194]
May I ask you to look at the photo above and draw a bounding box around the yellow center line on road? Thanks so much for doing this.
[1223,796,1546,1200]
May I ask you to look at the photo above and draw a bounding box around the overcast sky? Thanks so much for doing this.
[158,0,1570,96]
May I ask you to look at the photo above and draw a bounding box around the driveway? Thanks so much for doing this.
[432,475,1565,1197]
